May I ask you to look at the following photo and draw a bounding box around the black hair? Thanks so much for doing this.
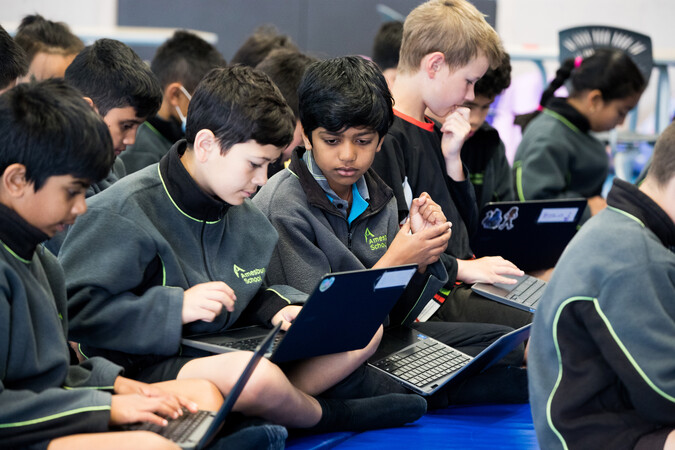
[65,39,162,119]
[372,21,403,71]
[298,56,394,145]
[255,48,317,119]
[0,25,29,90]
[515,49,645,131]
[186,65,294,151]
[0,79,114,191]
[14,14,83,60]
[230,25,298,68]
[474,51,511,100]
[151,30,227,92]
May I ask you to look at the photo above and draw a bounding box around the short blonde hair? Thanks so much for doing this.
[648,121,675,187]
[398,0,504,74]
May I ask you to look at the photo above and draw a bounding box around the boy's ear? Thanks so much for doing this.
[193,129,218,163]
[165,82,184,107]
[1,163,30,198]
[301,129,312,150]
[424,52,446,79]
[376,136,385,153]
[82,97,99,114]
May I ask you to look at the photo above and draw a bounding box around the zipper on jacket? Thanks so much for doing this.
[347,230,353,250]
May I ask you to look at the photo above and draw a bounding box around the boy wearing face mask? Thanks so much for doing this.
[120,30,226,174]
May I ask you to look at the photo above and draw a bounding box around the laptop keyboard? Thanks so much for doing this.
[507,276,547,307]
[226,332,283,352]
[130,408,211,443]
[372,339,471,389]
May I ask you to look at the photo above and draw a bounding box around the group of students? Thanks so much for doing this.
[0,1,674,449]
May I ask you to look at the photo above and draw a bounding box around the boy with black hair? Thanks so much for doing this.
[59,65,426,434]
[371,0,530,328]
[254,55,528,408]
[65,38,162,195]
[371,20,403,89]
[230,25,298,68]
[0,78,224,450]
[529,122,675,450]
[255,48,317,178]
[121,30,227,174]
[0,24,29,93]
[14,14,84,81]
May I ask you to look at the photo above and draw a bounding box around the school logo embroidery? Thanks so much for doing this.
[364,227,387,251]
[233,264,266,284]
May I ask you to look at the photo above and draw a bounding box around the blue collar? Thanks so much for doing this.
[302,149,370,224]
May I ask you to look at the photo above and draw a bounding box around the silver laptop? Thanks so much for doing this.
[472,273,547,312]
[369,324,531,396]
[123,323,281,449]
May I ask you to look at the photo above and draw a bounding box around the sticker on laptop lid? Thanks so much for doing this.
[537,207,579,224]
[319,277,335,292]
[482,206,519,230]
[374,268,416,290]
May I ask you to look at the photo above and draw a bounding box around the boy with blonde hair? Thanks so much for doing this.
[372,0,531,328]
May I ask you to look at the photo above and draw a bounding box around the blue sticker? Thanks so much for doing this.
[417,334,428,340]
[319,276,335,292]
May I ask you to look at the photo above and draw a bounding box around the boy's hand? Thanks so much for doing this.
[456,257,524,285]
[409,192,448,233]
[110,393,188,427]
[378,220,451,272]
[272,305,302,331]
[113,376,198,415]
[440,107,471,181]
[182,281,236,324]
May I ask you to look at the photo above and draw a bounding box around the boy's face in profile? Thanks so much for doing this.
[200,140,281,205]
[102,106,145,156]
[303,126,382,200]
[425,54,489,118]
[462,94,494,138]
[13,173,88,237]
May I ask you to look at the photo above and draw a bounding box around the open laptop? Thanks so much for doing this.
[369,324,531,396]
[472,273,547,312]
[123,322,281,449]
[181,265,418,363]
[471,198,587,272]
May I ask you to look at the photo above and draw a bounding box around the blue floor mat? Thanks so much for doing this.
[286,403,539,449]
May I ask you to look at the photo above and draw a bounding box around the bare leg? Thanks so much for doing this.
[48,431,179,450]
[665,430,675,450]
[284,326,383,395]
[151,378,223,411]
[176,352,322,428]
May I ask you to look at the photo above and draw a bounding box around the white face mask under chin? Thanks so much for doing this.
[175,85,192,133]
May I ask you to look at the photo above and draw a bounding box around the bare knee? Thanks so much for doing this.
[48,431,179,450]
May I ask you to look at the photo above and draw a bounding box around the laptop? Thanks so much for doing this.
[181,265,418,363]
[471,198,587,272]
[471,273,547,312]
[369,324,531,396]
[123,322,281,449]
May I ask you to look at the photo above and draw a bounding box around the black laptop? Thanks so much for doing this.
[124,323,281,449]
[471,198,587,272]
[181,266,418,363]
[369,324,531,396]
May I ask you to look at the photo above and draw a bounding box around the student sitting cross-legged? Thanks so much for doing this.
[0,79,225,450]
[58,65,427,436]
[253,56,528,408]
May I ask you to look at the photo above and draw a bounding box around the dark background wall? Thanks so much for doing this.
[118,0,496,62]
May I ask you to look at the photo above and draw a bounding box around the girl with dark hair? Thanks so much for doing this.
[513,49,646,217]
